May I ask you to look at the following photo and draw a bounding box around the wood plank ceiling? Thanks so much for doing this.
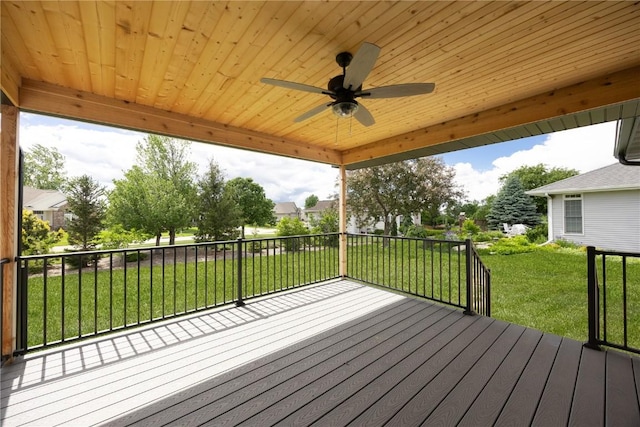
[2,1,639,168]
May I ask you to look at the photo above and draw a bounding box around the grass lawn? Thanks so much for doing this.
[481,249,640,347]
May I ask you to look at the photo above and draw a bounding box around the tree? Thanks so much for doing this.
[21,210,63,255]
[348,158,463,235]
[500,164,579,214]
[23,144,67,190]
[310,205,339,247]
[108,135,197,245]
[194,160,242,242]
[304,194,319,209]
[276,217,309,251]
[225,177,275,238]
[65,175,107,250]
[487,175,540,229]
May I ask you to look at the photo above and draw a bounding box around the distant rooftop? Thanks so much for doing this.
[527,163,640,196]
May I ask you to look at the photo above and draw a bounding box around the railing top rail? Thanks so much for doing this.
[346,232,467,245]
[17,233,342,261]
[589,246,640,258]
[0,258,9,264]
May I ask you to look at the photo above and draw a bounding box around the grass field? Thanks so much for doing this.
[481,249,639,346]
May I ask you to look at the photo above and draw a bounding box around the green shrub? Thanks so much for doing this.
[487,235,537,255]
[473,230,503,242]
[63,249,101,268]
[404,225,427,238]
[276,217,309,251]
[461,219,481,236]
[526,223,548,244]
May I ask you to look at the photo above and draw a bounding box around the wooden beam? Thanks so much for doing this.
[338,165,347,278]
[19,79,342,165]
[1,105,19,360]
[342,66,640,166]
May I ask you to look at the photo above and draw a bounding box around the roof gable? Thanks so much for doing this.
[527,163,640,196]
[22,187,67,210]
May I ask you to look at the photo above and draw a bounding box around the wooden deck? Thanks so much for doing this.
[1,279,639,426]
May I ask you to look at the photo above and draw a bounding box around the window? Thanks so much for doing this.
[564,194,583,234]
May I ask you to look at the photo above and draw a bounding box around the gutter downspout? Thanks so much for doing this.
[539,193,554,246]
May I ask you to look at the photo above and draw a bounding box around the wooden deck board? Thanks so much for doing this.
[1,279,639,427]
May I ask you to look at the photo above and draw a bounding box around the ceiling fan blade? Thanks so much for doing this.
[357,83,435,99]
[260,78,329,95]
[343,42,381,90]
[294,103,331,123]
[354,103,375,127]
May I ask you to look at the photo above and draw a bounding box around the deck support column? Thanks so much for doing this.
[1,104,19,361]
[338,165,347,277]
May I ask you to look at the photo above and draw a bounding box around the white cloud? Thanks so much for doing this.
[450,121,619,201]
[19,114,619,207]
[19,114,337,207]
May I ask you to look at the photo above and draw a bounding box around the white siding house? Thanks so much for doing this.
[527,163,640,252]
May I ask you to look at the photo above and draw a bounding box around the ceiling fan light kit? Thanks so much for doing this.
[261,42,435,127]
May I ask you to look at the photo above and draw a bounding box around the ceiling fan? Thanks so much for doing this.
[260,42,435,127]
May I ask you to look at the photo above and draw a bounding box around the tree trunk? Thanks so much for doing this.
[169,228,176,245]
[155,233,161,246]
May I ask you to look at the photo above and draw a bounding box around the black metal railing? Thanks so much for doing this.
[586,246,639,354]
[1,258,10,361]
[346,234,490,316]
[16,234,339,353]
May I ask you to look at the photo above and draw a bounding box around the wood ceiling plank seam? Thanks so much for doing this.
[193,2,302,120]
[428,3,632,85]
[153,1,215,110]
[0,4,40,80]
[376,2,624,89]
[340,67,640,165]
[376,2,625,93]
[170,1,255,115]
[215,1,342,126]
[264,2,549,140]
[97,0,117,98]
[3,1,61,85]
[56,1,93,92]
[363,37,639,130]
[228,0,408,128]
[136,1,192,106]
[78,1,106,96]
[240,1,404,131]
[364,1,538,86]
[19,79,342,165]
[185,1,266,117]
[40,1,82,90]
[113,1,153,101]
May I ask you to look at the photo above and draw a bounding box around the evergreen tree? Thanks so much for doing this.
[194,160,242,242]
[487,176,540,229]
[65,175,107,250]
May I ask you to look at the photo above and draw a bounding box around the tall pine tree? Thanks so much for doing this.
[487,176,540,229]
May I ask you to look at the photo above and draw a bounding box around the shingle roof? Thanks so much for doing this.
[22,187,67,210]
[273,202,298,215]
[304,200,337,213]
[526,163,640,196]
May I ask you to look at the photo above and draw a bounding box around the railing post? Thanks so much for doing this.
[585,246,600,350]
[464,239,474,315]
[236,238,245,307]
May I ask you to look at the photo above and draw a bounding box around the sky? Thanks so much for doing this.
[18,112,620,206]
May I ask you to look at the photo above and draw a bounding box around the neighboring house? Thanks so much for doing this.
[303,200,337,224]
[527,163,640,252]
[22,186,68,230]
[273,202,300,222]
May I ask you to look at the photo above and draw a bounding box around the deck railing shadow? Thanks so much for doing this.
[0,279,359,392]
